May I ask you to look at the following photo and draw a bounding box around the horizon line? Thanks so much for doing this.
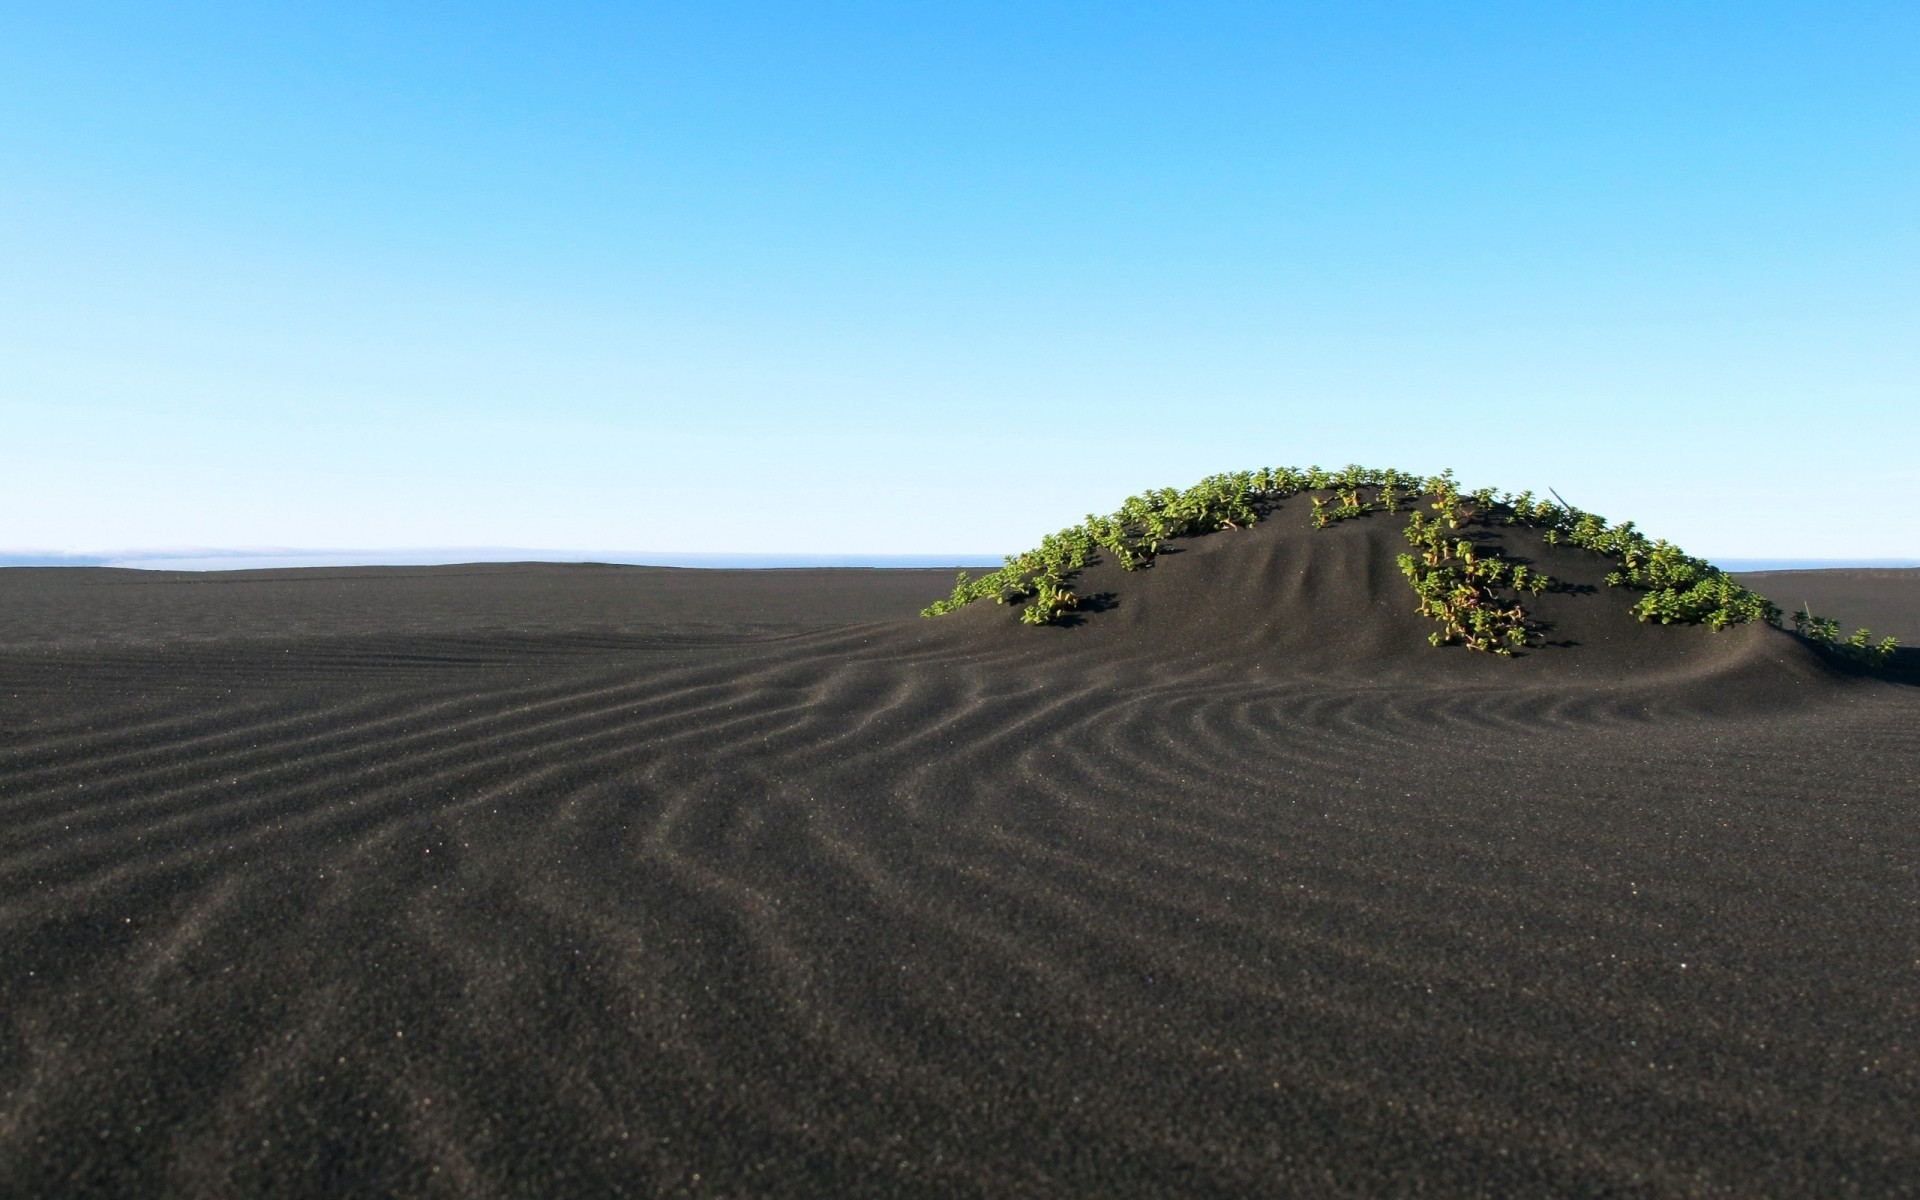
[0,547,1012,571]
[4,547,1919,574]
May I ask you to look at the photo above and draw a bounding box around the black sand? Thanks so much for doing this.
[1731,568,1920,646]
[3,518,1916,1196]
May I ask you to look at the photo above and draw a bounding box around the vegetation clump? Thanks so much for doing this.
[1793,603,1899,666]
[1540,510,1778,629]
[1395,472,1550,655]
[922,463,1892,666]
[923,470,1287,625]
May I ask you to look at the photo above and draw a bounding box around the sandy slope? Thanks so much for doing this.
[2,532,1916,1197]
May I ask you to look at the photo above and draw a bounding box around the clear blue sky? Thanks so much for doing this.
[5,2,1915,559]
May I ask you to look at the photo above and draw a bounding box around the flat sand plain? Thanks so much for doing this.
[2,530,1916,1197]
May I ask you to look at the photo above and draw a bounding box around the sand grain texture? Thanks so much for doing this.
[3,525,1917,1197]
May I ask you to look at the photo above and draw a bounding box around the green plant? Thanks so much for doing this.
[1792,602,1838,645]
[1793,603,1899,665]
[1848,627,1899,663]
[1377,468,1408,515]
[917,471,1280,624]
[1393,474,1550,654]
[919,463,1876,667]
[1524,503,1778,630]
[1310,488,1368,528]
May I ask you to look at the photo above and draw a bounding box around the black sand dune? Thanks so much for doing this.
[3,520,1917,1197]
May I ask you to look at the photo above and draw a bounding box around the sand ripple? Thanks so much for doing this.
[2,623,1917,1197]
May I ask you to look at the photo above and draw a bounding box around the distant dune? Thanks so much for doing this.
[2,511,1916,1195]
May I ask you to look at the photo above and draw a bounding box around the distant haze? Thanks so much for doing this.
[4,5,1915,559]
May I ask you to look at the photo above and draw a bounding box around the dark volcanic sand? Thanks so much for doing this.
[3,526,1917,1197]
[1731,568,1920,647]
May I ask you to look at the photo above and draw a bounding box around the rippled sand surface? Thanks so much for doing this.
[2,556,1916,1197]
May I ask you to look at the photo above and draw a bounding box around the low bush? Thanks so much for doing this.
[1793,603,1899,665]
[923,463,1862,664]
[1395,472,1549,655]
[921,470,1282,624]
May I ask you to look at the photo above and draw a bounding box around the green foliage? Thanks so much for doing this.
[918,471,1279,624]
[1394,473,1550,655]
[1376,467,1412,515]
[1310,465,1416,528]
[1793,603,1899,665]
[921,463,1868,666]
[1515,503,1779,631]
[1311,488,1367,528]
[1020,576,1079,625]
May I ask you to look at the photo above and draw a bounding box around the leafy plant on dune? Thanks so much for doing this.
[921,471,1276,625]
[1793,603,1899,665]
[923,462,1885,667]
[1551,511,1777,630]
[1394,472,1550,655]
[1309,464,1397,528]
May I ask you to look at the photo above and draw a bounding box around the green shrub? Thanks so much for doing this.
[1793,603,1899,664]
[1394,472,1550,654]
[919,470,1283,624]
[1523,506,1780,630]
[922,464,1851,664]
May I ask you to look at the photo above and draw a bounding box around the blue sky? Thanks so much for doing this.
[4,2,1915,560]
